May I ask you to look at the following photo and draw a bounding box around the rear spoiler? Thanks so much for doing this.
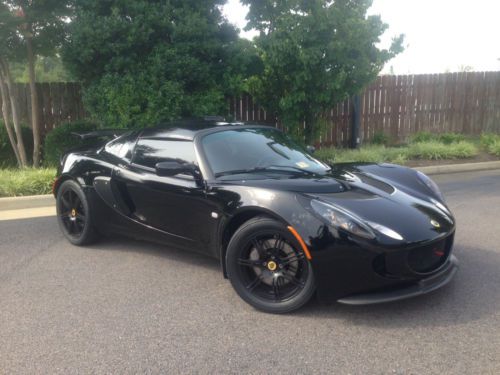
[71,129,128,141]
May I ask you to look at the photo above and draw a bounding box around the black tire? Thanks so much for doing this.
[226,216,315,314]
[56,179,98,246]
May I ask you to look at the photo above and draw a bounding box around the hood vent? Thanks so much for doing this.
[356,173,395,195]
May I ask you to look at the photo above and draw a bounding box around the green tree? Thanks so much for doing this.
[243,0,404,143]
[63,0,261,129]
[10,55,74,82]
[3,0,73,167]
[0,2,28,167]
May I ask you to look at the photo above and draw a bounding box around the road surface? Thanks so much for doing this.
[1,170,499,374]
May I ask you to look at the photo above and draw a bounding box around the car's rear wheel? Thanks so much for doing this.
[56,179,98,246]
[226,217,315,313]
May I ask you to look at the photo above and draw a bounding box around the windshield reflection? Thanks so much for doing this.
[202,128,330,178]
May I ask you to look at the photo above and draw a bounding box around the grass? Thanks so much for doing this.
[0,168,56,197]
[406,140,478,160]
[480,133,500,156]
[315,145,408,165]
[316,140,479,165]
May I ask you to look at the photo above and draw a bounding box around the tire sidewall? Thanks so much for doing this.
[226,217,315,314]
[56,180,95,246]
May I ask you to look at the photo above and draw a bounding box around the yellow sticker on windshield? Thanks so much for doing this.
[296,161,309,168]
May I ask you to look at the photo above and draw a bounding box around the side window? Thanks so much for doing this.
[132,139,197,170]
[104,131,139,161]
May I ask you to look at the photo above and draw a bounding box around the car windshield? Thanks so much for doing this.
[201,128,330,178]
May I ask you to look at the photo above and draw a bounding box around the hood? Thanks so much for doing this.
[220,162,454,244]
[308,163,455,244]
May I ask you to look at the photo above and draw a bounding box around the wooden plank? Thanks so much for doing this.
[463,72,473,134]
[400,75,410,141]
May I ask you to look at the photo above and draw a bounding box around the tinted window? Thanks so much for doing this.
[133,139,197,169]
[104,131,139,161]
[202,128,329,176]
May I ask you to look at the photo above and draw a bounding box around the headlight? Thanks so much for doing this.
[310,200,375,240]
[417,171,444,201]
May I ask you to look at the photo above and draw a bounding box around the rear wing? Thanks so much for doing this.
[71,129,128,141]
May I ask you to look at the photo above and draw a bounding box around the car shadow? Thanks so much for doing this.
[296,245,500,328]
[86,235,221,272]
[85,234,499,328]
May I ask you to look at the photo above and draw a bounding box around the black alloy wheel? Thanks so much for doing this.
[226,217,315,313]
[56,179,97,246]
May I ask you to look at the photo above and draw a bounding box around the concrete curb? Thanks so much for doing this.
[0,194,54,211]
[1,161,499,211]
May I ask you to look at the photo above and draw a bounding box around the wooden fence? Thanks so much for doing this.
[0,82,86,136]
[2,72,500,146]
[228,71,500,146]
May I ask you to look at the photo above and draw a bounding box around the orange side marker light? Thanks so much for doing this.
[287,226,312,260]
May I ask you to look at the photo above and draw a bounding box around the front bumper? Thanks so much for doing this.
[337,255,459,305]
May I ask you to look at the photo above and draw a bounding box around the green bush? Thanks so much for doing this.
[316,139,478,165]
[0,168,56,197]
[43,121,98,166]
[371,131,390,146]
[439,132,465,144]
[407,140,478,160]
[487,140,500,156]
[410,131,434,143]
[315,145,407,165]
[480,133,499,148]
[0,123,34,168]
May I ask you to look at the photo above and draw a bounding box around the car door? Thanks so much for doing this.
[112,137,218,254]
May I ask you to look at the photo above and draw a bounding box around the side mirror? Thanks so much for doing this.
[155,161,198,177]
[306,145,316,154]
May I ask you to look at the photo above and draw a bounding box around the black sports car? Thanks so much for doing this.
[54,120,458,313]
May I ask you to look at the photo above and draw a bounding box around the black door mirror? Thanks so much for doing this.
[155,161,197,177]
[306,145,316,154]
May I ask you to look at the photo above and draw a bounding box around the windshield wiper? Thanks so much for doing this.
[215,165,322,178]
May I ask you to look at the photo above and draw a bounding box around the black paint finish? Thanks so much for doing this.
[54,121,458,303]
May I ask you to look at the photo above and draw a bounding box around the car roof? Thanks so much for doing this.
[139,119,274,141]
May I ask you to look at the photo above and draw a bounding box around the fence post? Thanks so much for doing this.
[350,95,361,149]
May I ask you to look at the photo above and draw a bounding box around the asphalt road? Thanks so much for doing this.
[1,170,499,374]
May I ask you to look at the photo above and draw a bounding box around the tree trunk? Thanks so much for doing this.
[26,36,41,167]
[0,70,22,167]
[0,58,28,167]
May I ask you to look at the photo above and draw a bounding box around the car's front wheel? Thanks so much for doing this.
[226,217,315,313]
[56,179,98,246]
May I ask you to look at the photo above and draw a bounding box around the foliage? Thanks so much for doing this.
[438,132,466,144]
[10,55,73,82]
[0,122,33,168]
[371,131,390,146]
[315,140,478,164]
[315,145,407,165]
[407,141,478,160]
[63,0,261,129]
[411,131,466,144]
[480,133,500,148]
[243,0,404,143]
[0,167,55,196]
[2,0,72,57]
[43,120,98,166]
[487,140,500,156]
[480,133,500,156]
[410,131,434,143]
[0,3,23,61]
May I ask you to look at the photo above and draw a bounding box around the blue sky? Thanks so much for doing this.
[223,0,500,74]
